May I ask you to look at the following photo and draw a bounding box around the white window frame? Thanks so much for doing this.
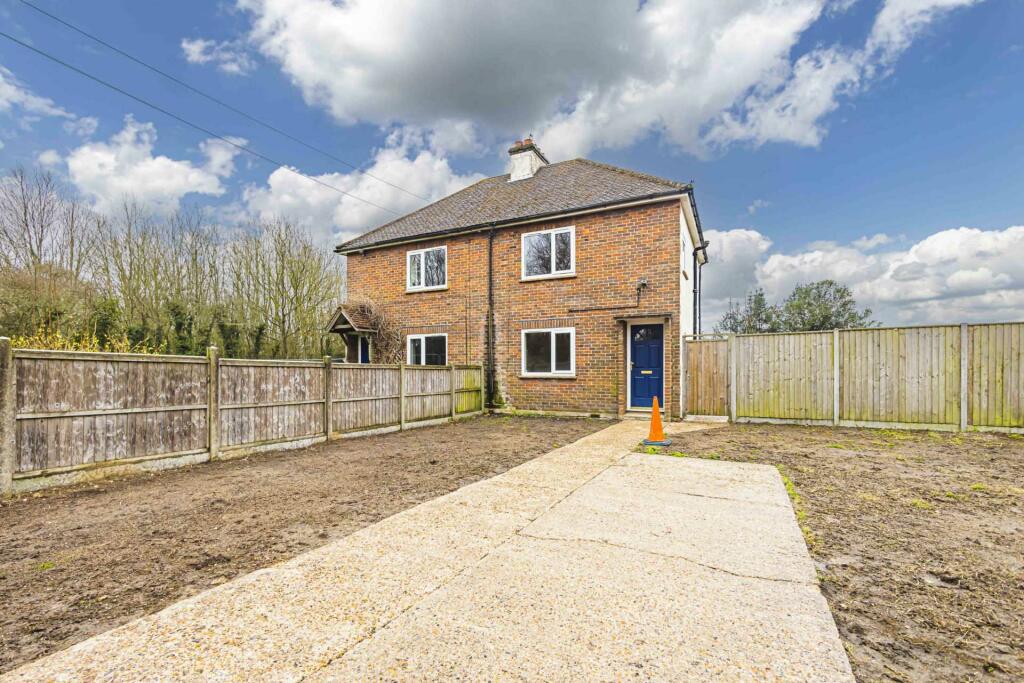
[521,226,575,281]
[520,327,576,378]
[406,245,448,292]
[406,333,449,366]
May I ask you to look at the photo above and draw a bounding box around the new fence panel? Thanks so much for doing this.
[11,350,208,476]
[219,359,325,449]
[839,326,960,428]
[969,322,1024,429]
[685,339,728,416]
[330,364,400,434]
[734,331,834,422]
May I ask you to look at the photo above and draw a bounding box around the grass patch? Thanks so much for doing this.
[969,482,990,492]
[777,466,816,548]
[908,498,934,510]
[36,561,54,571]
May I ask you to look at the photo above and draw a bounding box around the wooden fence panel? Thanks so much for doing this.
[404,367,452,422]
[454,366,483,414]
[969,323,1024,428]
[840,326,960,426]
[12,351,207,474]
[218,360,325,448]
[330,365,400,433]
[735,332,833,421]
[685,339,728,416]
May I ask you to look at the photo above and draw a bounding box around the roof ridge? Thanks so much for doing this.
[573,158,691,191]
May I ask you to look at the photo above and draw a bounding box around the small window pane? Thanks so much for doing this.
[408,253,422,287]
[524,233,552,276]
[424,248,446,287]
[424,335,446,365]
[554,332,571,371]
[409,337,422,365]
[525,331,551,373]
[554,231,572,272]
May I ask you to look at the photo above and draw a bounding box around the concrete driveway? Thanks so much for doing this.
[4,420,852,682]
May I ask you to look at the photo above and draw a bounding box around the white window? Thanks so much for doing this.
[407,246,447,291]
[521,327,575,377]
[407,333,448,366]
[521,226,574,280]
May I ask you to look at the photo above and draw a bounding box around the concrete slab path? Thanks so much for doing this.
[4,420,853,682]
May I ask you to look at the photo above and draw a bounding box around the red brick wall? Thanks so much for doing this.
[345,199,683,417]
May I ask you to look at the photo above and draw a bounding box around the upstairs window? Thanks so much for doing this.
[407,246,447,291]
[521,327,575,377]
[408,333,447,366]
[522,226,574,280]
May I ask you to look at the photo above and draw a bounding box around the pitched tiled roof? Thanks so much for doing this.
[325,304,377,333]
[336,158,691,252]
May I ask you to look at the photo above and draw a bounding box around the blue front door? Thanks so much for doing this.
[630,324,664,409]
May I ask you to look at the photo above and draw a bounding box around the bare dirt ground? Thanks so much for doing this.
[0,415,609,674]
[665,424,1024,683]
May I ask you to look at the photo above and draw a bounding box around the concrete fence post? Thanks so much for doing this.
[399,364,407,431]
[323,356,333,438]
[0,338,15,498]
[207,345,220,461]
[960,323,969,432]
[833,329,840,427]
[728,334,737,423]
[450,364,457,420]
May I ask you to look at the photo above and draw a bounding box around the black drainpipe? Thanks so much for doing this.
[692,240,709,335]
[486,226,496,408]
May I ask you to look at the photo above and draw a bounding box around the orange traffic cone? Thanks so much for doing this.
[643,396,672,446]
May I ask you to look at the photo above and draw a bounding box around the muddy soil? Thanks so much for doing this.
[0,415,609,673]
[668,424,1024,682]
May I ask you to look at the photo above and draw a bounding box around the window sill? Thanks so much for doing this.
[520,272,576,283]
[519,373,576,380]
[405,286,449,294]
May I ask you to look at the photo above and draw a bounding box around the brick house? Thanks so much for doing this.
[329,139,708,419]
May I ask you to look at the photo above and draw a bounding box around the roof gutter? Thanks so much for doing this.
[336,189,690,255]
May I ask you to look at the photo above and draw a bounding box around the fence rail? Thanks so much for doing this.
[685,321,1024,433]
[0,339,484,495]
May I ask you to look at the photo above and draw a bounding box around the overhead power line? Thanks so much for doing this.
[16,0,429,203]
[0,30,402,216]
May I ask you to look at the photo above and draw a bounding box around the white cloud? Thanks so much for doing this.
[708,0,982,148]
[702,225,1024,326]
[243,131,484,245]
[66,116,244,214]
[181,38,256,75]
[747,199,771,216]
[0,65,73,119]
[852,233,892,250]
[235,0,983,159]
[62,116,99,138]
[36,149,62,169]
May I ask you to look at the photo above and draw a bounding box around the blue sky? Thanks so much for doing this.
[1,0,1022,325]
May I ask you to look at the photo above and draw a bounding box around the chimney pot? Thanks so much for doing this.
[507,136,548,182]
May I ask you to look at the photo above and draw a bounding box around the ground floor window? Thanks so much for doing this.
[407,333,447,365]
[521,327,575,376]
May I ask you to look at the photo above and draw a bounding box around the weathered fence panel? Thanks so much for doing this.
[969,322,1024,429]
[404,367,452,422]
[330,364,400,434]
[454,366,484,414]
[685,339,728,416]
[12,351,208,475]
[219,360,325,449]
[1,345,485,495]
[840,326,960,427]
[735,332,833,422]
